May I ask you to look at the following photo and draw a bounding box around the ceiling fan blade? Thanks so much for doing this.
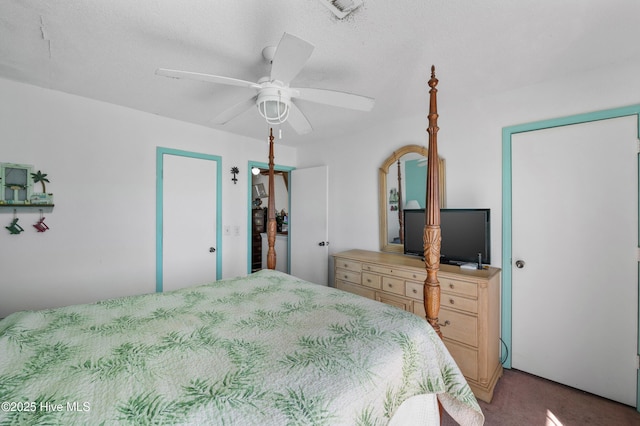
[213,95,258,124]
[294,87,375,111]
[287,102,313,135]
[156,68,260,89]
[270,33,314,83]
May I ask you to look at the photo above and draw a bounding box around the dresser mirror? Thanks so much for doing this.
[379,144,446,253]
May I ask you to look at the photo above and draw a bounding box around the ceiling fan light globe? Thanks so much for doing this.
[258,98,289,124]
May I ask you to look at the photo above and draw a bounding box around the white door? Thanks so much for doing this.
[291,166,329,285]
[162,153,219,292]
[511,116,638,405]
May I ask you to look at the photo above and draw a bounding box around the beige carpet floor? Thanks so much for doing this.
[442,369,640,425]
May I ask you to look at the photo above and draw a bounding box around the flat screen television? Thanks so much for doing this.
[403,208,491,265]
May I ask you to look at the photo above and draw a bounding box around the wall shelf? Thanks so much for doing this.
[0,204,54,213]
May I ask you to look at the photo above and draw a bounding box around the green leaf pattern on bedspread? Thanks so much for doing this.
[0,269,483,425]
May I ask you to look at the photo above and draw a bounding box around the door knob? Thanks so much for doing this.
[515,259,525,269]
[318,241,330,246]
[209,247,216,253]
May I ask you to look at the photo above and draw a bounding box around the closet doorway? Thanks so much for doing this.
[247,163,330,285]
[503,106,640,408]
[247,162,293,274]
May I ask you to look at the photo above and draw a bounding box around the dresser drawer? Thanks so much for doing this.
[413,300,427,319]
[335,258,362,272]
[362,272,382,290]
[336,280,375,299]
[394,269,427,282]
[407,285,478,320]
[381,276,405,296]
[405,281,424,300]
[441,277,477,298]
[362,263,394,275]
[362,263,426,282]
[335,268,361,285]
[375,292,411,311]
[444,340,479,381]
[440,309,478,347]
[442,294,478,314]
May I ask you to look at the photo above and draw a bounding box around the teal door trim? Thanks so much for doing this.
[156,147,222,292]
[501,104,640,409]
[247,161,295,274]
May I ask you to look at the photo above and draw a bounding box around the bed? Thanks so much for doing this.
[0,68,483,425]
[0,269,481,425]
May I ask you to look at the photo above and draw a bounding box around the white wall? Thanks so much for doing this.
[297,59,640,270]
[0,78,296,317]
[3,58,639,317]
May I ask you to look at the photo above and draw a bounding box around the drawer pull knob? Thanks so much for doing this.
[343,275,348,279]
[438,320,451,327]
[367,279,372,283]
[388,283,392,287]
[449,283,454,289]
[412,289,418,294]
[449,299,455,305]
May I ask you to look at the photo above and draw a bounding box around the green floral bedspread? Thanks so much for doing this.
[0,269,483,425]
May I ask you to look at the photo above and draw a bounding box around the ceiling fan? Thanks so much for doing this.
[156,32,375,135]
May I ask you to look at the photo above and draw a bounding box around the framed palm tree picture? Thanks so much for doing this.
[0,163,33,204]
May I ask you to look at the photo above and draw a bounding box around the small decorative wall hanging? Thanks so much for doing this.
[0,164,54,206]
[0,163,33,204]
[230,167,239,184]
[29,169,53,205]
[6,210,24,234]
[33,210,49,232]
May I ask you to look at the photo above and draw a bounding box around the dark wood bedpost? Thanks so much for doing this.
[266,128,277,270]
[424,66,442,338]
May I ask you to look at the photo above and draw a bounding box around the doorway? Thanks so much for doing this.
[156,147,222,292]
[247,162,294,274]
[502,105,640,408]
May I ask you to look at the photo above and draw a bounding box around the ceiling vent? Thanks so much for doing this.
[318,0,363,19]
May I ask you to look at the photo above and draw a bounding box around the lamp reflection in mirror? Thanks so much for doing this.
[405,200,420,209]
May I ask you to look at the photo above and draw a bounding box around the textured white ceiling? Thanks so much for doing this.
[1,0,639,146]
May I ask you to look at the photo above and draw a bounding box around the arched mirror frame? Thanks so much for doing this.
[378,144,446,253]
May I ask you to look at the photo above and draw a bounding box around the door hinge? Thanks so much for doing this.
[637,139,640,153]
[637,354,640,369]
[637,247,640,262]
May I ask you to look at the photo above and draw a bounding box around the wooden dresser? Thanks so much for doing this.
[332,249,502,402]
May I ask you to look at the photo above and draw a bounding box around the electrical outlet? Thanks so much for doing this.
[224,225,231,236]
[233,225,240,236]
